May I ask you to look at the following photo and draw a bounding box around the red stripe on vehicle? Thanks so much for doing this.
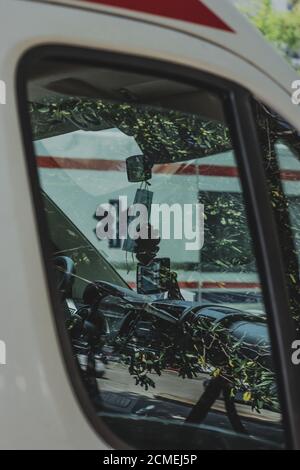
[79,0,234,32]
[128,281,261,289]
[153,163,239,177]
[36,157,238,176]
[37,156,126,172]
[280,170,300,181]
[37,156,300,180]
[201,281,260,289]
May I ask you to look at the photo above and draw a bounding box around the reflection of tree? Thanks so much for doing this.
[114,312,278,414]
[29,98,231,162]
[201,192,255,272]
[254,101,300,325]
[288,0,300,11]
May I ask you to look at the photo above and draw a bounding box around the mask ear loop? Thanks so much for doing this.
[127,179,152,276]
[126,181,142,274]
[125,190,131,275]
[126,249,130,274]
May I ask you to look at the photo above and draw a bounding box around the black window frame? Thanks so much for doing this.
[16,44,300,450]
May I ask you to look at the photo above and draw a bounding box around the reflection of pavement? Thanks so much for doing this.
[77,354,105,377]
[98,361,280,424]
[99,362,206,401]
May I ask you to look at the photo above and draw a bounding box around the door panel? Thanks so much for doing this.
[17,46,293,450]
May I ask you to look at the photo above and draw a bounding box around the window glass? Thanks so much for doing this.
[254,102,300,321]
[25,59,283,449]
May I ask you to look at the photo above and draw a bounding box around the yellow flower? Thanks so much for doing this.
[243,391,252,402]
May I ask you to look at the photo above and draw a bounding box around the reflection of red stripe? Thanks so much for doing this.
[37,157,239,177]
[128,281,260,289]
[153,163,239,177]
[80,0,234,32]
[280,170,300,181]
[201,282,260,289]
[37,156,300,180]
[37,156,126,172]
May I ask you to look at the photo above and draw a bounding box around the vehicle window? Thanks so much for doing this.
[23,58,284,450]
